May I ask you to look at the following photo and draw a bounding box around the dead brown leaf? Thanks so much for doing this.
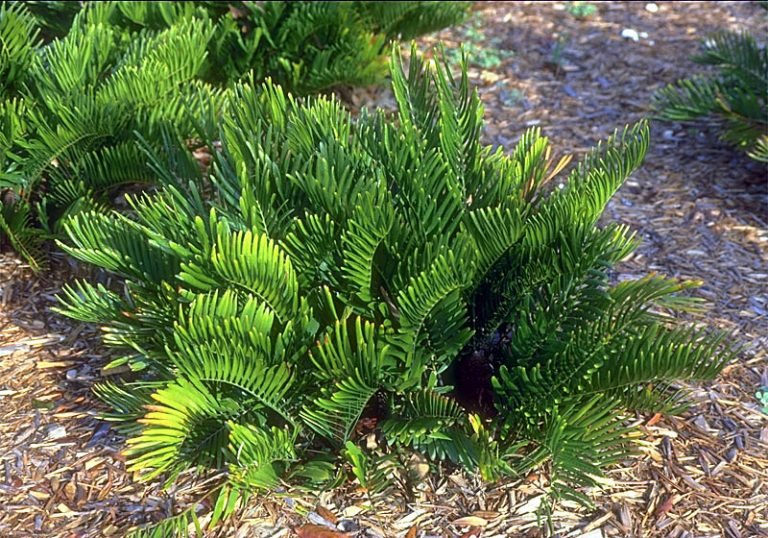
[316,506,338,525]
[654,494,682,518]
[295,524,348,538]
[646,412,663,427]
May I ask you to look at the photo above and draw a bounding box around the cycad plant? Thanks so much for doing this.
[199,0,473,94]
[653,31,768,162]
[0,2,225,269]
[56,49,732,535]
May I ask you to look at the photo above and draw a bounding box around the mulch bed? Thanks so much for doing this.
[1,2,767,537]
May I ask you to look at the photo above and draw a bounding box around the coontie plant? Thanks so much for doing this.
[653,30,768,162]
[0,2,225,270]
[56,49,733,535]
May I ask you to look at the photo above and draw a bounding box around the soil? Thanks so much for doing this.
[1,2,766,537]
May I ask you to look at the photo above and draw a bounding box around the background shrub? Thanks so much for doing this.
[0,4,223,270]
[56,49,733,535]
[653,30,768,162]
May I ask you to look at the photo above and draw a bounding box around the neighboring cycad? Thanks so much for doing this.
[0,2,223,270]
[56,49,733,535]
[653,31,768,162]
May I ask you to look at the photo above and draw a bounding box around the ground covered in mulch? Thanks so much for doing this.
[1,2,766,537]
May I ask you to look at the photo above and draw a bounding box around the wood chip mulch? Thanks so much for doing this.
[1,2,767,537]
[0,255,212,537]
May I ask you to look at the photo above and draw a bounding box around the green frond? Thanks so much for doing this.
[178,229,299,324]
[18,96,123,196]
[582,324,734,402]
[59,211,178,282]
[392,253,473,377]
[261,2,387,94]
[136,128,206,193]
[307,317,392,383]
[653,76,720,121]
[283,212,340,290]
[301,317,393,443]
[301,380,380,445]
[355,1,471,41]
[459,205,524,285]
[173,290,277,361]
[93,381,158,433]
[125,186,207,259]
[54,280,129,323]
[390,45,441,142]
[125,377,235,482]
[387,151,462,273]
[0,97,28,169]
[653,30,767,162]
[513,396,631,509]
[493,271,734,436]
[340,190,394,313]
[287,135,371,222]
[482,223,639,363]
[382,389,478,467]
[297,30,387,94]
[695,31,767,91]
[551,121,649,229]
[169,340,296,426]
[227,423,297,490]
[343,441,395,495]
[114,1,205,31]
[97,18,213,107]
[29,19,116,97]
[433,46,486,196]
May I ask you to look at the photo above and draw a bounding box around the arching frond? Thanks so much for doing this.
[381,389,477,467]
[301,317,393,444]
[179,229,299,323]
